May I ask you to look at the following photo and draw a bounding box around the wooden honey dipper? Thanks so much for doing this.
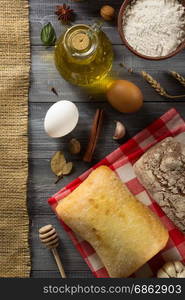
[39,224,66,278]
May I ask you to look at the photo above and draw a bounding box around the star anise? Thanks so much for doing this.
[55,4,74,23]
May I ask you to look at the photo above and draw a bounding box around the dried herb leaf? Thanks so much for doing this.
[62,162,73,175]
[54,163,73,184]
[55,174,63,184]
[51,151,73,183]
[69,138,81,154]
[51,151,66,176]
[41,22,56,46]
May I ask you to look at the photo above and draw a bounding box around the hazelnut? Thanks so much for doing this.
[100,5,115,21]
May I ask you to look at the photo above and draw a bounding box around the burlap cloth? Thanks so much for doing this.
[0,1,30,277]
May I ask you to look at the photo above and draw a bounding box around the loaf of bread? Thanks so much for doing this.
[134,137,185,233]
[56,166,169,277]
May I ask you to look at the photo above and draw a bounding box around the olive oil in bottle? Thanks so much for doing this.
[54,24,113,87]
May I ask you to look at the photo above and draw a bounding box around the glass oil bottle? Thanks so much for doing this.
[54,24,113,87]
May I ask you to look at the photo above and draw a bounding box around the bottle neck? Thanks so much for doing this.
[63,24,98,61]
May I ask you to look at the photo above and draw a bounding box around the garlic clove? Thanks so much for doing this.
[177,270,185,278]
[163,262,177,278]
[113,121,126,140]
[157,269,169,278]
[174,261,184,273]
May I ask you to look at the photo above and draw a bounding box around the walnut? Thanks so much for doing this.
[100,5,115,21]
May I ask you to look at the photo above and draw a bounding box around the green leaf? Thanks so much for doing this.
[41,22,56,46]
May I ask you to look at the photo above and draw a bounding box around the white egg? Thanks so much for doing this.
[44,100,79,138]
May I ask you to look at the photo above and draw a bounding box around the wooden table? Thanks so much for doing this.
[29,0,185,278]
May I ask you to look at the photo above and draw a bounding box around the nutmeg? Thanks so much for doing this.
[100,5,115,21]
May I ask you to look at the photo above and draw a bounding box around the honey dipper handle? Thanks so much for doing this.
[52,248,66,278]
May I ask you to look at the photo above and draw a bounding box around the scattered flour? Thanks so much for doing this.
[122,0,185,57]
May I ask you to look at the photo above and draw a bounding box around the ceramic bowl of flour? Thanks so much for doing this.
[118,0,185,60]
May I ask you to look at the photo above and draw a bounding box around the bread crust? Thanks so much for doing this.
[56,166,169,277]
[134,137,185,233]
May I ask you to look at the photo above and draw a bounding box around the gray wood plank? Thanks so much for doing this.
[31,270,94,278]
[29,100,185,277]
[30,0,123,45]
[28,0,185,278]
[28,101,185,215]
[30,45,185,103]
[29,101,185,159]
[30,215,92,276]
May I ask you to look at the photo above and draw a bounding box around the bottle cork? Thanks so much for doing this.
[71,32,90,51]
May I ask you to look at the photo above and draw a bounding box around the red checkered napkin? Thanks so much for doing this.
[49,108,185,278]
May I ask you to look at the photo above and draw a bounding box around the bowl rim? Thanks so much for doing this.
[118,0,185,61]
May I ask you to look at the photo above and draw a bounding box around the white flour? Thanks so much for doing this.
[122,0,185,57]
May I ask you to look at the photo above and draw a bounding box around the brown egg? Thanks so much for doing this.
[106,80,143,113]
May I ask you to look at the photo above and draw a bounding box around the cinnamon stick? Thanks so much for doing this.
[83,109,104,162]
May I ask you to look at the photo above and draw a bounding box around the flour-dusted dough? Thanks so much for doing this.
[56,166,169,278]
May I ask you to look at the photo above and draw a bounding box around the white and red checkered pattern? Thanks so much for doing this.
[48,108,185,278]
